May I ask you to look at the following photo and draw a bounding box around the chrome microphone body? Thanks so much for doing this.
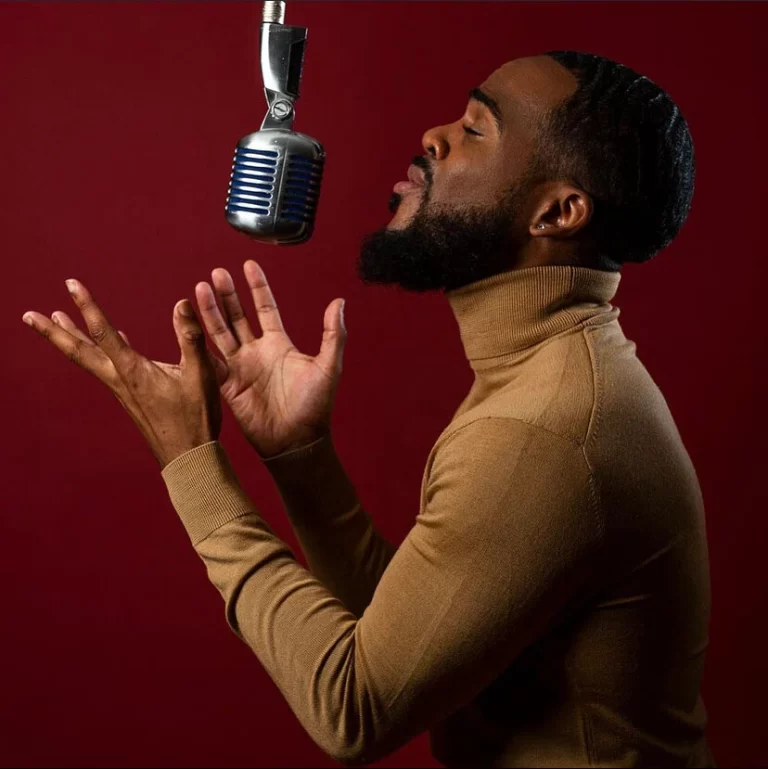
[225,1,325,245]
[226,129,324,246]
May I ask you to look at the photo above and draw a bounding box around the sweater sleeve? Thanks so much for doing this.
[160,416,604,766]
[258,431,397,618]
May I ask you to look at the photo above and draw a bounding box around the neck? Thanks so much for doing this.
[514,238,621,273]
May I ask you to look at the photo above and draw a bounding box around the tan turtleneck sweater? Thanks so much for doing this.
[161,265,714,768]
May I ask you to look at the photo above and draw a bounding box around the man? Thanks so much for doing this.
[26,51,713,767]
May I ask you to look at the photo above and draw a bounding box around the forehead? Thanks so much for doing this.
[480,56,578,117]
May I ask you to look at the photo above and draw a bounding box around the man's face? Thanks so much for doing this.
[355,55,578,293]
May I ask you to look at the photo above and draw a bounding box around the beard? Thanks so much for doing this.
[355,176,534,294]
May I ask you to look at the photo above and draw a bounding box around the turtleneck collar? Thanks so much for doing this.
[445,265,622,370]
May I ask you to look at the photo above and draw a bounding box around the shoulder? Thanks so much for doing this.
[458,331,600,447]
[426,416,602,537]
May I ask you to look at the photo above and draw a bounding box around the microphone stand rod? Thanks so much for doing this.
[263,1,286,24]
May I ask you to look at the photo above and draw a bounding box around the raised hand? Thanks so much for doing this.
[195,260,347,460]
[22,279,223,469]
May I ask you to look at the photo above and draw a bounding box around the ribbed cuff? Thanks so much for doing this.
[161,441,255,546]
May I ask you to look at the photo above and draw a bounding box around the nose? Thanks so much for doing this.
[421,122,451,161]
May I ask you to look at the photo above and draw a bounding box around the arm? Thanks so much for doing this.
[161,416,604,766]
[259,431,398,618]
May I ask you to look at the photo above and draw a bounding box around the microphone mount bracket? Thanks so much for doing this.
[259,2,307,132]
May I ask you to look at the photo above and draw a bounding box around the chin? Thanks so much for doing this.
[387,188,425,229]
[386,217,408,231]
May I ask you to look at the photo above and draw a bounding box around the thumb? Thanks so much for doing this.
[173,299,209,371]
[316,298,346,374]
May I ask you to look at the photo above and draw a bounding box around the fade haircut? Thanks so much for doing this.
[528,51,696,270]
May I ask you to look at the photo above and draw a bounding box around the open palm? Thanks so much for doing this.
[193,260,346,459]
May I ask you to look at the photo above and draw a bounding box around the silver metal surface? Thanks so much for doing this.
[262,1,285,24]
[225,130,324,245]
[259,21,307,130]
[225,1,325,245]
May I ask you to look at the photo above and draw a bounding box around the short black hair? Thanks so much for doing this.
[530,51,696,270]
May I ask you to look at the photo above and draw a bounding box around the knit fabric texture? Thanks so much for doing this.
[161,265,714,768]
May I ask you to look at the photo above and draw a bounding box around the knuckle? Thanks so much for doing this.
[117,350,140,374]
[90,324,110,344]
[107,367,124,391]
[66,342,82,366]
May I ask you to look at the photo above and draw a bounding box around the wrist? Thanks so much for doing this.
[259,429,360,524]
[258,430,331,463]
[158,439,220,471]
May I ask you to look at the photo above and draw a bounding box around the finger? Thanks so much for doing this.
[172,299,230,389]
[22,310,117,384]
[316,298,347,376]
[173,299,212,375]
[243,260,286,335]
[51,311,95,346]
[211,267,256,346]
[65,278,130,368]
[52,310,130,347]
[179,304,229,387]
[195,281,240,358]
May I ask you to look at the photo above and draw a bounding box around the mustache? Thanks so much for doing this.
[412,155,432,184]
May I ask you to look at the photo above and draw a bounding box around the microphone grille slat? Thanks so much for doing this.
[226,146,278,217]
[281,154,323,222]
[226,130,325,244]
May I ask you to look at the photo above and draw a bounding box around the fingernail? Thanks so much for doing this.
[178,301,193,317]
[65,279,78,294]
[22,313,34,326]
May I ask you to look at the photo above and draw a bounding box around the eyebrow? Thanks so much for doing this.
[468,87,504,134]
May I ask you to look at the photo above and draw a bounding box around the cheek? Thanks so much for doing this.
[431,163,506,207]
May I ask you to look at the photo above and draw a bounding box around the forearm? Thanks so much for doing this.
[261,431,397,617]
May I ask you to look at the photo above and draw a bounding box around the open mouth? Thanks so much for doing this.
[393,180,424,194]
[393,163,427,194]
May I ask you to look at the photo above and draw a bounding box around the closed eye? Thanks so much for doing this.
[463,125,482,136]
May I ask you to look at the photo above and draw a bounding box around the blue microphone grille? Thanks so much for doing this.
[281,154,323,223]
[226,147,279,216]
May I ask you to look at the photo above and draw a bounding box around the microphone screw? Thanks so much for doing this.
[271,100,294,120]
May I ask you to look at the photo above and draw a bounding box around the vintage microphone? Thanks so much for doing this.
[225,1,325,245]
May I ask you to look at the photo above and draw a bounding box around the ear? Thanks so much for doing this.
[530,183,593,238]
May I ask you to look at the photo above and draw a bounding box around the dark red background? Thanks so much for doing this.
[1,2,765,767]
